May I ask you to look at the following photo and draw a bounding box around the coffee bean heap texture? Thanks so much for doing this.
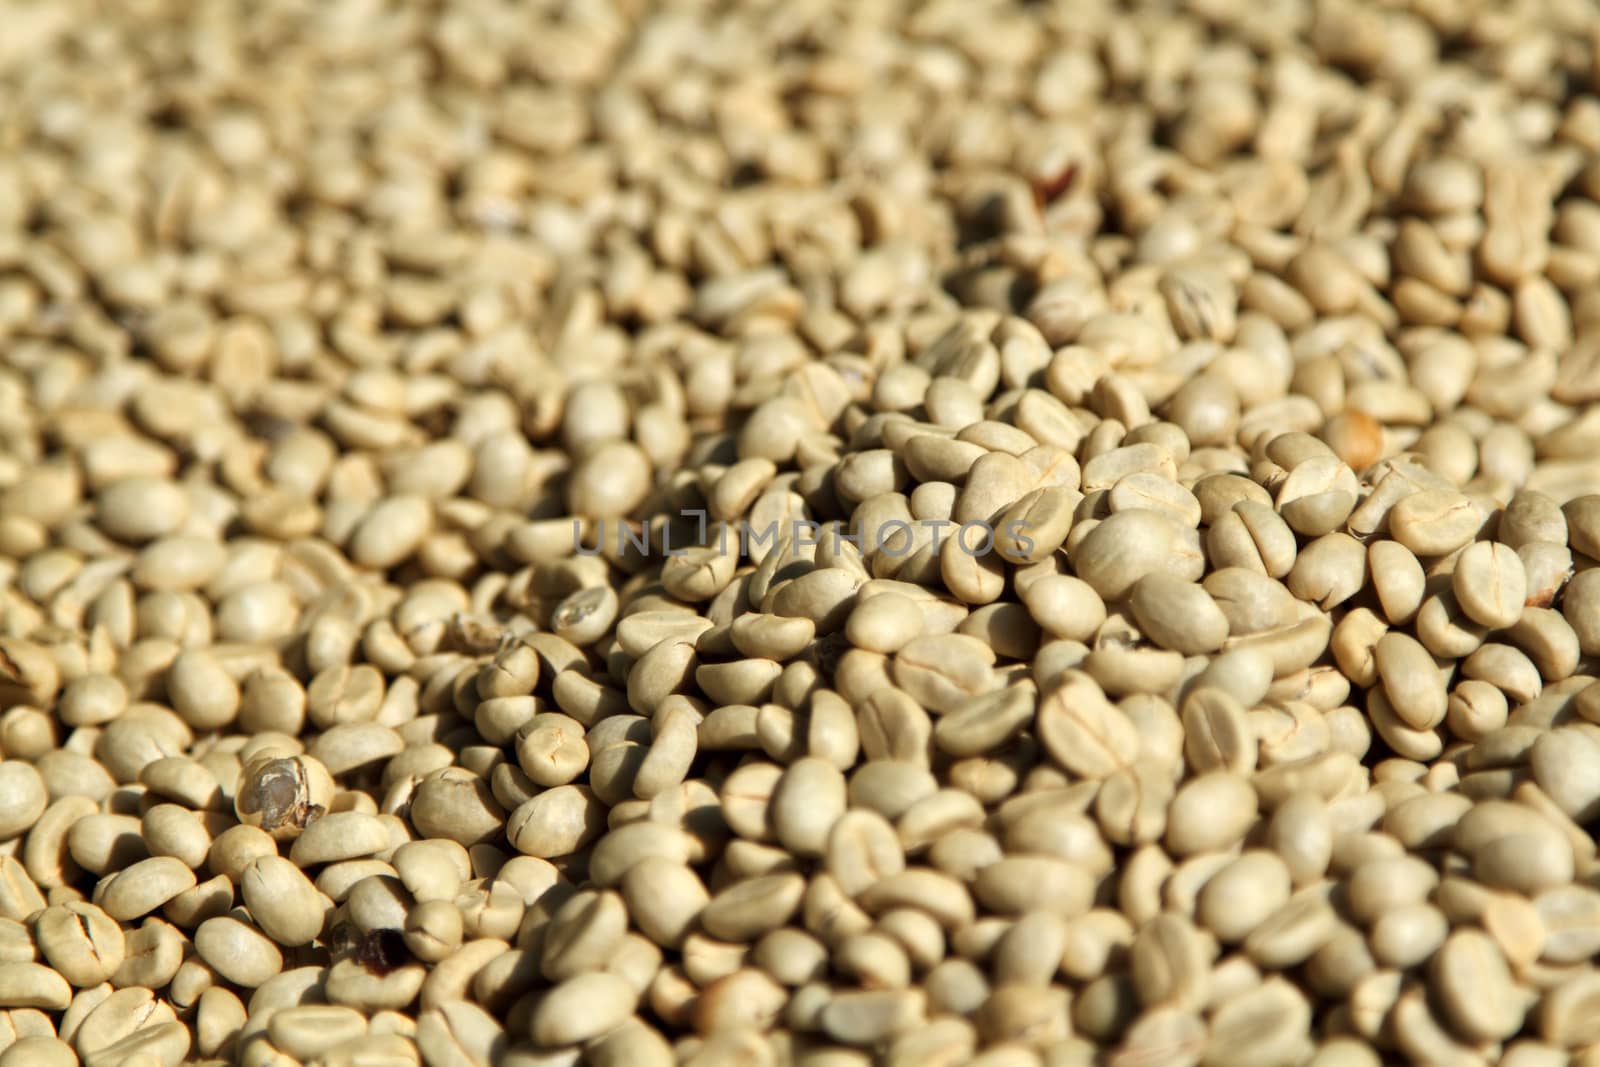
[7,0,1600,1065]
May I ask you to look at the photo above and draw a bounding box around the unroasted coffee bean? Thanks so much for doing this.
[33,902,123,988]
[1452,542,1528,630]
[892,635,997,714]
[1037,674,1140,779]
[1166,773,1259,856]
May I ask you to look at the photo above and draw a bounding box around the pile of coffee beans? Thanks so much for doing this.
[4,0,1600,1065]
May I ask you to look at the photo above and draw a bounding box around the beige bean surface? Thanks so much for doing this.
[2,0,1600,1062]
